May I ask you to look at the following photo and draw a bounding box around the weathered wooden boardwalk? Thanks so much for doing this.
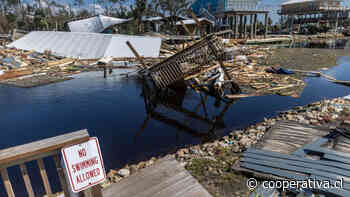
[102,158,212,197]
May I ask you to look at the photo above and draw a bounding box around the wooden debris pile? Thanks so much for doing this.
[230,65,305,97]
[181,44,305,99]
[0,47,100,87]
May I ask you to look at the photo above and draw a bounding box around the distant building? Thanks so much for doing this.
[192,0,270,39]
[278,0,350,32]
[192,0,260,14]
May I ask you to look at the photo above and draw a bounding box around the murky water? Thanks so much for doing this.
[0,57,349,196]
[291,38,350,49]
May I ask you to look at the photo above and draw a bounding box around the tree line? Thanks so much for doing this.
[0,0,191,33]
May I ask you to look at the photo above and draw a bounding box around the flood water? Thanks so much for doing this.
[292,38,350,49]
[0,56,350,196]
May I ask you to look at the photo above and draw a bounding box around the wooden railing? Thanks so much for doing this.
[0,130,90,197]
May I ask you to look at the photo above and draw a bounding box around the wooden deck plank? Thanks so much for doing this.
[102,158,212,197]
[0,130,89,166]
[242,157,350,186]
[245,149,350,170]
[244,153,350,177]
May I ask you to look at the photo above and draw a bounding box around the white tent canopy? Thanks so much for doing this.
[68,15,130,33]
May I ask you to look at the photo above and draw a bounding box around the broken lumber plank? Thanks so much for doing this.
[47,58,74,67]
[266,84,296,91]
[126,41,147,68]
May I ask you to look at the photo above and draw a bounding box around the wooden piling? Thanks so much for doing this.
[104,66,107,78]
[254,14,258,38]
[264,13,268,39]
[250,14,254,39]
[234,15,238,39]
[243,15,247,39]
[239,15,243,38]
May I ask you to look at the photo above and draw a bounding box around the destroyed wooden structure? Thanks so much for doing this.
[0,130,99,197]
[138,79,234,143]
[176,18,215,36]
[147,33,240,97]
[237,121,350,196]
[216,10,270,39]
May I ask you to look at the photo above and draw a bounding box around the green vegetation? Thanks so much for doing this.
[185,146,249,197]
[0,0,191,34]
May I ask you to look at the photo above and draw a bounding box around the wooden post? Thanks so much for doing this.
[20,164,35,197]
[254,14,258,38]
[234,15,238,39]
[191,12,204,37]
[239,15,243,38]
[126,41,146,68]
[37,158,53,195]
[180,20,193,36]
[104,66,107,78]
[11,28,17,41]
[0,168,15,197]
[264,13,268,39]
[250,14,254,39]
[243,15,247,39]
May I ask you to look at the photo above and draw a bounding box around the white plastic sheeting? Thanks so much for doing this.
[7,31,161,59]
[68,15,130,33]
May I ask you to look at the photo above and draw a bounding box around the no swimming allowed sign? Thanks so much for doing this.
[62,137,106,193]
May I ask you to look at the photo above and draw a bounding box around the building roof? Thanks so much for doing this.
[68,15,130,33]
[176,18,215,25]
[7,31,161,59]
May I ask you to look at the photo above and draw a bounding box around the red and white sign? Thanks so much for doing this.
[62,137,106,193]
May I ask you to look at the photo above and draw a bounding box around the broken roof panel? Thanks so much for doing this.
[176,18,215,25]
[105,34,161,58]
[281,0,314,5]
[7,31,161,59]
[68,15,130,33]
